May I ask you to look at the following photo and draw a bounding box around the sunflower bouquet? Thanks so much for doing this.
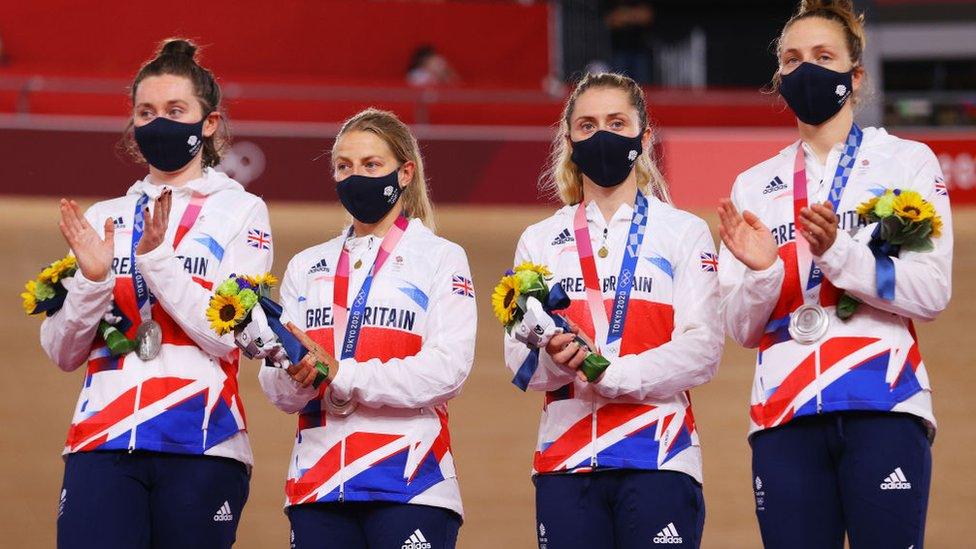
[494,262,610,386]
[206,273,278,336]
[21,255,136,356]
[837,188,944,319]
[206,273,331,388]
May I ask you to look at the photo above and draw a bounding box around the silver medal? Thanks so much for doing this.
[324,387,358,417]
[788,304,829,345]
[135,319,163,361]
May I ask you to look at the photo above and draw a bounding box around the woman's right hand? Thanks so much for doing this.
[717,199,778,271]
[285,321,338,388]
[58,199,115,282]
[286,355,324,388]
[545,319,592,372]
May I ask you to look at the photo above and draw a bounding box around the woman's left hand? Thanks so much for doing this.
[136,189,172,255]
[799,200,839,256]
[286,321,339,384]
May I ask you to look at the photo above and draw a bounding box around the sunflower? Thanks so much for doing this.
[243,273,279,289]
[21,280,38,315]
[513,261,552,279]
[491,275,520,326]
[207,294,246,335]
[930,213,944,239]
[39,256,77,284]
[856,195,880,220]
[892,190,935,223]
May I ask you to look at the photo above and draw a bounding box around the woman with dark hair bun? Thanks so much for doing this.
[719,1,952,547]
[42,38,272,549]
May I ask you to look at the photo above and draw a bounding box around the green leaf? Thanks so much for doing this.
[900,238,934,253]
[879,216,901,242]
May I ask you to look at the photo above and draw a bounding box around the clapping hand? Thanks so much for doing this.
[798,201,839,256]
[717,199,779,271]
[136,189,172,255]
[58,199,114,282]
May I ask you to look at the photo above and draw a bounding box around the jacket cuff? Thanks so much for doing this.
[67,268,116,295]
[744,256,785,295]
[814,228,854,280]
[135,242,175,267]
[539,350,577,383]
[329,358,357,401]
[592,359,622,399]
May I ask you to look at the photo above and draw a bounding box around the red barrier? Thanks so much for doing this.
[0,1,549,87]
[1,117,973,210]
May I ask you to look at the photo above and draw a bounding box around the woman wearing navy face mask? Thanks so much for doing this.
[504,73,723,549]
[258,108,475,549]
[718,1,952,547]
[44,39,272,548]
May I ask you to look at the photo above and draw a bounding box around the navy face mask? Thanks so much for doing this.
[570,130,643,188]
[134,116,206,172]
[336,168,403,224]
[779,62,854,126]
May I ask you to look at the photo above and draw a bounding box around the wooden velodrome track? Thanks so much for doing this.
[4,198,973,548]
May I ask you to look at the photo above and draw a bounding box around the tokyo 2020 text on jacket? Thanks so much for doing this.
[259,218,476,518]
[504,194,724,483]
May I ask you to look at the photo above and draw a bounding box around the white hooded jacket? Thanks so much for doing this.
[40,168,273,464]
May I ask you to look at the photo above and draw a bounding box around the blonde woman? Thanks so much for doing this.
[503,73,723,549]
[718,1,952,547]
[258,109,476,549]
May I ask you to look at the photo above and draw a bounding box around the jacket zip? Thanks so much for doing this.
[338,424,347,502]
[814,345,823,413]
[128,376,144,452]
[589,399,598,468]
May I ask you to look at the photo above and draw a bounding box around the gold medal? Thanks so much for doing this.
[598,246,609,258]
[354,259,363,269]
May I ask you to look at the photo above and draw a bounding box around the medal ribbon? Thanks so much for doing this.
[791,124,862,307]
[130,190,208,324]
[333,216,409,361]
[572,190,649,351]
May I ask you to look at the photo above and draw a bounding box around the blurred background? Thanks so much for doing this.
[1,1,974,547]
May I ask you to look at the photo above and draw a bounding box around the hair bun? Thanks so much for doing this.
[800,0,855,15]
[157,38,197,61]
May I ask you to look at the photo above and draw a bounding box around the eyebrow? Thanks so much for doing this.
[333,155,384,164]
[782,43,836,55]
[134,99,190,109]
[573,112,630,122]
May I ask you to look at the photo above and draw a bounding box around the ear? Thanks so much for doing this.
[640,125,652,153]
[852,65,866,93]
[398,161,415,188]
[202,110,221,138]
